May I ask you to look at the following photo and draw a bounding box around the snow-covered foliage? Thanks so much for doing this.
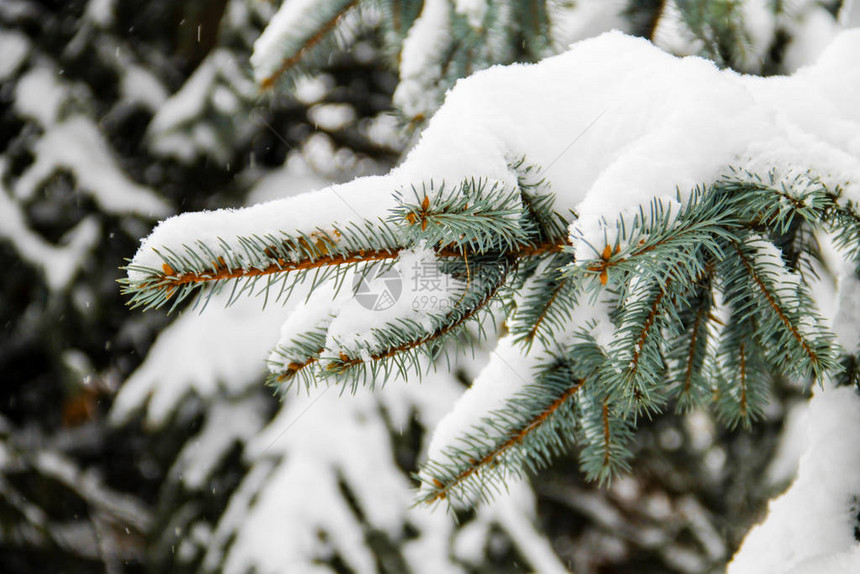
[0,421,152,569]
[112,154,574,570]
[128,28,860,488]
[5,0,860,572]
[252,0,849,127]
[125,17,860,573]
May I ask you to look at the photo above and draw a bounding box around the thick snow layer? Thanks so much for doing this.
[130,29,860,518]
[426,335,540,467]
[129,174,395,281]
[120,166,568,572]
[728,385,860,573]
[324,246,467,358]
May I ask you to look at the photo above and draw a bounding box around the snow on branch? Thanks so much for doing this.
[251,0,358,89]
[126,30,860,505]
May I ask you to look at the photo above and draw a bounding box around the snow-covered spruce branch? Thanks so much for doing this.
[412,173,856,504]
[124,168,856,504]
[125,31,860,506]
[120,180,566,314]
[415,351,590,505]
[121,218,403,312]
[253,0,359,89]
[249,0,818,124]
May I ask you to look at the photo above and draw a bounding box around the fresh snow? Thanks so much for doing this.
[117,165,568,572]
[324,246,466,359]
[728,385,860,573]
[131,26,860,504]
[127,28,860,571]
[128,173,396,282]
[425,336,541,474]
[110,289,293,428]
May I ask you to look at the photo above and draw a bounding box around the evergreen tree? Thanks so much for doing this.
[3,1,859,573]
[125,24,860,500]
[123,1,860,572]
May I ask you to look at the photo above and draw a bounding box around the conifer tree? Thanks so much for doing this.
[125,0,860,512]
[4,0,859,573]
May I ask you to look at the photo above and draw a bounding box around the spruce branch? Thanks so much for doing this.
[322,258,513,391]
[569,186,735,294]
[124,159,856,505]
[121,218,403,311]
[725,237,836,380]
[417,352,589,505]
[666,284,717,411]
[714,334,770,428]
[827,198,860,262]
[391,178,534,253]
[267,316,333,392]
[602,275,672,416]
[577,392,635,485]
[509,252,577,348]
[254,0,359,89]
